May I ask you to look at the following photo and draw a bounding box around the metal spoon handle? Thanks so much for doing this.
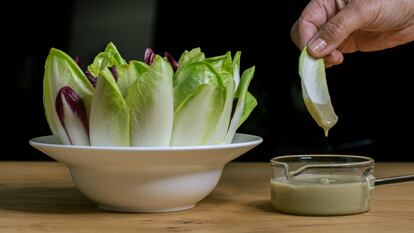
[375,175,414,186]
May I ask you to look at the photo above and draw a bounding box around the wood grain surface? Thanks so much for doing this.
[0,162,413,233]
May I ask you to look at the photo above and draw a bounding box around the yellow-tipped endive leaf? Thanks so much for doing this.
[172,62,226,146]
[224,66,256,144]
[204,52,235,144]
[89,68,130,146]
[43,48,94,145]
[126,56,174,146]
[299,47,338,136]
[87,42,127,77]
[117,60,149,98]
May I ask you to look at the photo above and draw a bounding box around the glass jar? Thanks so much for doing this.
[270,154,375,216]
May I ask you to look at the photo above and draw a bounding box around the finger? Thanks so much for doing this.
[340,29,414,53]
[291,0,339,49]
[324,50,344,67]
[308,2,369,57]
[290,17,319,50]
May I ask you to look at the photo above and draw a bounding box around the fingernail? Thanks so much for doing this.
[308,38,328,54]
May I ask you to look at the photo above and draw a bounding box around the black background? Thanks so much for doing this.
[4,0,414,161]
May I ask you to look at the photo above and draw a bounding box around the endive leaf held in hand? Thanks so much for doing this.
[43,48,94,144]
[299,47,338,136]
[126,55,174,146]
[89,68,130,146]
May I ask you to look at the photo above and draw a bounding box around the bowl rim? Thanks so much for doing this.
[29,133,263,151]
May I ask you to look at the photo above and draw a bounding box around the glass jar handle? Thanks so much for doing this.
[375,175,414,186]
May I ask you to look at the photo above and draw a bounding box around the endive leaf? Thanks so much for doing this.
[172,85,226,146]
[177,48,205,66]
[205,52,235,144]
[117,60,149,98]
[87,42,127,77]
[144,48,155,65]
[225,66,256,143]
[239,91,257,127]
[163,51,179,71]
[174,48,205,84]
[126,55,174,146]
[89,68,130,146]
[231,52,256,128]
[43,48,94,144]
[55,86,90,145]
[299,47,338,136]
[232,51,241,90]
[172,62,226,145]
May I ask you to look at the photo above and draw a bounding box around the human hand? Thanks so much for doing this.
[291,0,414,67]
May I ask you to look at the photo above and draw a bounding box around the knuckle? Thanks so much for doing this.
[323,21,347,41]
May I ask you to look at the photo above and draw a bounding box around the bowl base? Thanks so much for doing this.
[97,204,196,213]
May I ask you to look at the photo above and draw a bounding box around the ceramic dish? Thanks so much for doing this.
[30,133,262,212]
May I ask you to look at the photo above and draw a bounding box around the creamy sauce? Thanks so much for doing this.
[304,98,338,136]
[271,174,372,215]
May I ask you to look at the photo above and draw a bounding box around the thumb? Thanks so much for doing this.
[307,5,366,57]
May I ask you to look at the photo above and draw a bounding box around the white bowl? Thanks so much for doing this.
[29,133,262,212]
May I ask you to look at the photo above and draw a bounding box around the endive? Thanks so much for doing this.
[171,49,257,146]
[43,43,257,146]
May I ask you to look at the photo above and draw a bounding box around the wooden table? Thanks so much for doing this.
[0,162,413,233]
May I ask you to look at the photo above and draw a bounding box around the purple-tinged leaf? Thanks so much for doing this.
[108,65,118,82]
[163,51,179,71]
[84,70,97,88]
[74,56,97,88]
[144,48,155,65]
[74,56,82,68]
[55,86,90,145]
